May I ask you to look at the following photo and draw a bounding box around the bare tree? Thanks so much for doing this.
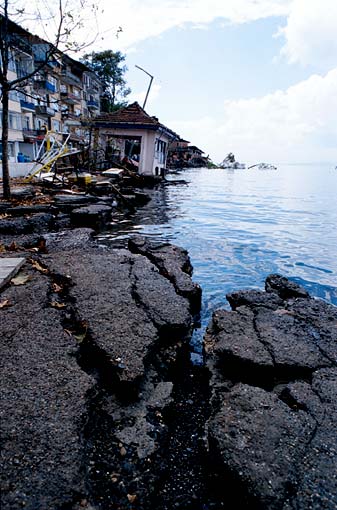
[0,0,99,199]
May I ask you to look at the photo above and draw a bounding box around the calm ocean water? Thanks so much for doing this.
[98,164,337,357]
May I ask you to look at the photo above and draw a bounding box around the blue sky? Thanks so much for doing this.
[18,0,337,164]
[126,16,314,118]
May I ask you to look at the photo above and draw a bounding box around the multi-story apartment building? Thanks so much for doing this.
[60,55,101,146]
[0,15,102,171]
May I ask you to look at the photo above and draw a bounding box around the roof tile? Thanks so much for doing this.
[94,102,159,126]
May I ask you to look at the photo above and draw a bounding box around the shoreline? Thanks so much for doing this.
[1,184,336,509]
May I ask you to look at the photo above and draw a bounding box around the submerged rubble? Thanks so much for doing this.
[0,169,152,238]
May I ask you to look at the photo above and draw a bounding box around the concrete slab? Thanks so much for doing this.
[0,257,26,290]
[102,168,124,175]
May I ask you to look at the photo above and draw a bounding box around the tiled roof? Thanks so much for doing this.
[93,102,159,126]
[92,102,180,140]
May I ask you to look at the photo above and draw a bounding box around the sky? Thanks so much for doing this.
[12,0,337,165]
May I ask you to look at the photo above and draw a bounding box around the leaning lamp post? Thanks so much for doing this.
[135,65,154,110]
[126,66,154,159]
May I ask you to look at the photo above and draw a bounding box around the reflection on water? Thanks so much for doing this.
[97,165,337,359]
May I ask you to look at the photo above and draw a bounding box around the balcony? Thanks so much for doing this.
[35,105,56,117]
[61,69,82,87]
[23,128,46,141]
[86,84,100,94]
[60,91,81,105]
[9,35,32,56]
[34,79,56,93]
[20,99,36,112]
[63,119,82,127]
[87,100,99,109]
[16,64,34,79]
[62,111,82,126]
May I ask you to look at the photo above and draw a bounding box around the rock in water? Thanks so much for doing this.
[205,275,337,510]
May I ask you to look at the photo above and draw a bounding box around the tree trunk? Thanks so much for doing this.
[112,81,116,109]
[1,84,11,199]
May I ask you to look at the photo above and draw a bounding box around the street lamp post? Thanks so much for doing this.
[126,66,154,160]
[135,65,154,110]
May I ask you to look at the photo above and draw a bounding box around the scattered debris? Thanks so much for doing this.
[248,162,277,170]
[219,153,246,169]
[11,274,32,286]
[49,301,67,309]
[52,282,63,293]
[28,258,49,274]
[0,299,12,309]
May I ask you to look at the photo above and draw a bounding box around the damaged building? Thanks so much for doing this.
[88,102,179,177]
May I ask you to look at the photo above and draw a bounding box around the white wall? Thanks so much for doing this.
[140,131,156,176]
[0,162,36,178]
[100,127,157,176]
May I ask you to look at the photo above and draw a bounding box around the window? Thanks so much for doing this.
[8,143,15,157]
[49,76,57,87]
[9,90,19,102]
[53,120,60,132]
[37,94,48,105]
[155,139,167,164]
[8,51,16,72]
[16,58,34,79]
[9,112,22,130]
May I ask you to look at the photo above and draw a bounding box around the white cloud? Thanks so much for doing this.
[97,0,292,50]
[279,0,337,68]
[13,0,291,53]
[169,68,337,164]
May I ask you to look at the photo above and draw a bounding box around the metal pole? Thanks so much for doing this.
[127,66,154,160]
[135,65,154,110]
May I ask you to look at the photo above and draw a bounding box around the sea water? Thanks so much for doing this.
[98,164,337,359]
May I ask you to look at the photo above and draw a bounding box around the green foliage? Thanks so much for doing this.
[81,50,131,112]
[207,161,220,169]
